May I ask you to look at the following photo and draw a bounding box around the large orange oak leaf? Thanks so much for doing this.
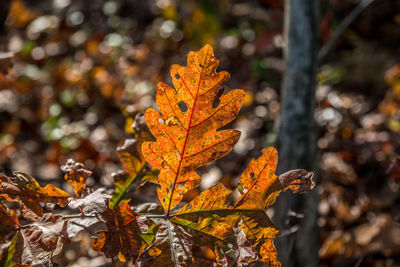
[142,44,245,214]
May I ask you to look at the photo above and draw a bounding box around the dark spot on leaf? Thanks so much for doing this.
[175,74,180,79]
[178,101,188,112]
[250,172,255,178]
[212,98,220,109]
[187,204,192,210]
[178,255,184,262]
[199,63,204,68]
[217,87,225,98]
[162,198,166,202]
[166,188,169,194]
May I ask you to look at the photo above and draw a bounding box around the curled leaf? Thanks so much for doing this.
[279,169,315,194]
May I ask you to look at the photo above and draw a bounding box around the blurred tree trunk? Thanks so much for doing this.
[274,1,319,267]
[0,0,10,32]
[0,0,11,50]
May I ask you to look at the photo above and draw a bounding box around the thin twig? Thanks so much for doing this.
[69,220,103,236]
[279,225,299,237]
[57,213,97,219]
[141,214,167,219]
[318,0,375,62]
[17,213,98,229]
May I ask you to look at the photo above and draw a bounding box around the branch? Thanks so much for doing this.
[318,0,375,62]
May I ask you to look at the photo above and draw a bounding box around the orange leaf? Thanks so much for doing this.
[0,201,19,227]
[235,147,280,209]
[142,44,245,213]
[61,159,92,198]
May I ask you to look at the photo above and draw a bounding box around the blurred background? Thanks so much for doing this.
[0,0,399,266]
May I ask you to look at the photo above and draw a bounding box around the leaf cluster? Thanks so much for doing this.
[0,45,314,266]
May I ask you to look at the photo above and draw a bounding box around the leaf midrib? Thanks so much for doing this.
[166,49,208,216]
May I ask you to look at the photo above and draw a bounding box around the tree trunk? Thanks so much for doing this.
[0,0,10,33]
[0,0,11,51]
[274,1,319,267]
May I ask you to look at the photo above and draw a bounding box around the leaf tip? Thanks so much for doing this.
[202,43,214,52]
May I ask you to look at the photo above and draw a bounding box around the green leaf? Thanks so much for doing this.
[0,232,18,267]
